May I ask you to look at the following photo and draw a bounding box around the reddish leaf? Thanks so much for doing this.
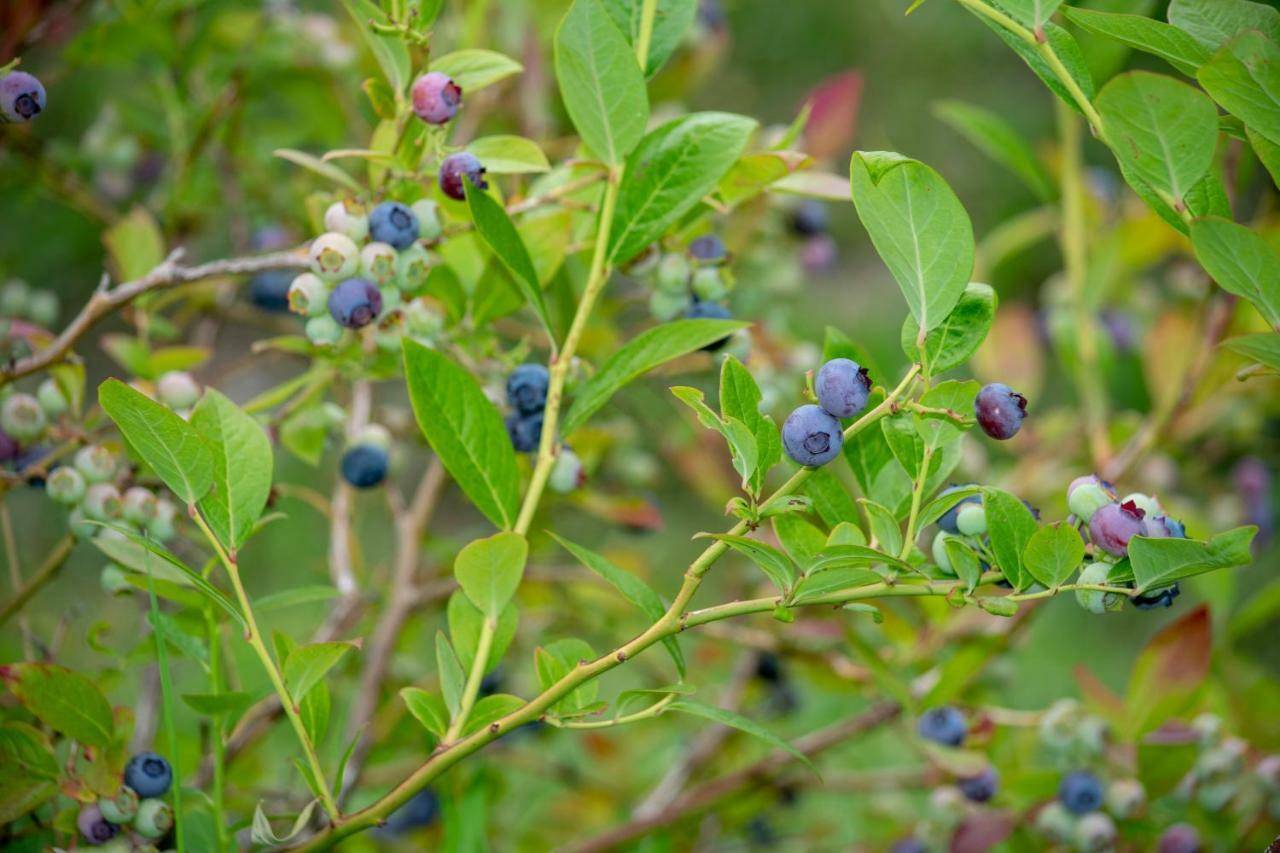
[1123,606,1211,738]
[802,71,863,161]
[951,811,1015,853]
[1073,663,1125,726]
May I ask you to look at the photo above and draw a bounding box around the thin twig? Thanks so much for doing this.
[0,533,75,631]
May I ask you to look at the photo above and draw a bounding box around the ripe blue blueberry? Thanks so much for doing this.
[328,278,383,329]
[341,444,390,489]
[1059,770,1104,815]
[917,706,967,747]
[1157,823,1200,853]
[506,412,543,453]
[684,300,733,351]
[412,71,462,125]
[974,383,1027,440]
[1132,583,1180,610]
[507,364,550,416]
[688,235,727,264]
[1067,474,1117,523]
[0,71,46,123]
[936,485,980,534]
[754,652,785,684]
[790,200,828,236]
[439,152,488,201]
[815,358,872,419]
[369,201,420,251]
[957,766,999,803]
[249,270,293,312]
[782,404,842,467]
[1089,499,1145,557]
[124,751,173,798]
[77,803,117,845]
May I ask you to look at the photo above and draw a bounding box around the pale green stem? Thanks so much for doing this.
[898,445,934,561]
[1007,582,1137,602]
[190,509,339,819]
[635,0,659,68]
[550,693,677,730]
[444,619,496,742]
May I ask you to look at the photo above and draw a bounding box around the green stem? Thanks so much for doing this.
[514,172,622,535]
[205,608,228,852]
[0,533,74,629]
[444,619,495,742]
[1007,582,1137,602]
[898,445,934,561]
[190,509,339,820]
[144,557,186,853]
[294,365,923,850]
[635,0,659,68]
[551,693,677,730]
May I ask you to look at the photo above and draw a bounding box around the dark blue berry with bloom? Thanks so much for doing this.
[1059,770,1104,814]
[368,201,420,250]
[0,71,46,122]
[975,382,1027,440]
[507,364,550,416]
[1132,583,1180,610]
[507,412,543,453]
[341,445,389,489]
[124,751,173,798]
[328,278,382,329]
[815,358,872,418]
[249,270,293,312]
[958,766,999,802]
[782,404,842,467]
[689,235,727,263]
[917,705,967,747]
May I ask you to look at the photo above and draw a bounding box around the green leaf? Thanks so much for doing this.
[0,722,57,781]
[190,390,272,551]
[431,49,524,91]
[850,152,974,333]
[551,534,684,675]
[943,537,983,594]
[808,543,912,575]
[1129,526,1257,592]
[773,514,827,566]
[601,0,697,77]
[859,499,904,558]
[149,610,209,669]
[1023,523,1086,588]
[932,101,1054,200]
[436,632,466,717]
[913,380,979,451]
[340,0,410,91]
[554,0,650,165]
[803,467,859,529]
[0,663,114,747]
[462,694,525,735]
[1222,333,1280,370]
[403,340,520,530]
[283,642,353,700]
[103,206,164,282]
[466,135,552,174]
[1248,124,1280,189]
[99,378,214,504]
[1062,6,1210,76]
[998,0,1065,30]
[400,687,449,737]
[1199,31,1280,146]
[826,521,867,547]
[255,585,341,612]
[701,533,797,592]
[608,112,757,264]
[844,408,913,514]
[719,355,781,495]
[180,691,255,718]
[983,487,1039,590]
[1096,71,1218,210]
[1190,216,1280,328]
[252,800,318,847]
[273,149,361,193]
[667,699,815,772]
[0,777,55,825]
[447,593,518,674]
[562,318,749,433]
[453,532,527,620]
[541,638,599,711]
[465,183,553,340]
[1167,0,1280,51]
[789,566,882,604]
[983,19,1097,114]
[669,386,758,490]
[918,484,983,530]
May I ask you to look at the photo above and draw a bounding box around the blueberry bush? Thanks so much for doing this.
[1,0,1278,850]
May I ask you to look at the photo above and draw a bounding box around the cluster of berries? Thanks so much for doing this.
[412,69,488,201]
[291,199,444,346]
[930,485,1037,580]
[781,357,872,467]
[632,235,735,338]
[501,363,584,492]
[1,279,59,328]
[1180,713,1280,820]
[1067,476,1185,610]
[77,751,174,848]
[0,69,46,123]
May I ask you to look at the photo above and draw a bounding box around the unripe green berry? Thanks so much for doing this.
[1,393,46,441]
[100,564,132,595]
[649,288,690,322]
[928,785,966,821]
[288,273,331,317]
[1074,812,1116,852]
[1197,779,1236,812]
[98,785,139,823]
[323,200,370,242]
[404,299,443,337]
[360,242,399,286]
[955,502,987,536]
[75,445,117,483]
[0,279,30,316]
[82,483,122,522]
[134,798,174,839]
[148,499,178,542]
[1034,801,1076,843]
[306,314,344,346]
[691,267,729,301]
[1067,479,1114,523]
[548,447,585,494]
[353,424,392,452]
[122,487,158,525]
[1039,698,1082,752]
[411,199,443,241]
[1191,712,1223,747]
[1077,714,1109,757]
[397,244,435,293]
[46,466,87,505]
[1075,562,1122,614]
[308,232,360,280]
[655,254,691,292]
[68,507,97,539]
[378,284,402,313]
[156,371,200,410]
[36,378,68,417]
[26,289,58,327]
[1121,492,1162,518]
[932,530,957,576]
[1106,778,1145,819]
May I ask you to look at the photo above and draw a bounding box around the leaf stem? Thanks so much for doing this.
[635,0,659,69]
[898,445,934,561]
[1007,582,1137,602]
[550,693,677,730]
[189,508,339,820]
[444,619,496,742]
[205,608,229,852]
[514,171,622,535]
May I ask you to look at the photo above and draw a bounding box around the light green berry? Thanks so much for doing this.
[1075,562,1122,614]
[74,445,117,483]
[306,314,344,346]
[288,273,331,317]
[361,241,399,286]
[691,267,729,301]
[404,299,443,337]
[548,447,584,494]
[323,200,369,242]
[655,253,692,292]
[26,290,58,327]
[98,784,139,823]
[397,243,435,293]
[649,288,691,322]
[378,284,402,313]
[932,530,957,577]
[955,502,987,536]
[1,393,46,441]
[1074,812,1116,852]
[122,487,158,525]
[82,483,123,522]
[411,199,443,241]
[100,564,132,595]
[1106,778,1145,819]
[46,466,87,505]
[36,378,68,417]
[134,798,174,839]
[353,424,392,452]
[1035,801,1077,843]
[68,507,98,539]
[0,279,30,316]
[156,371,201,410]
[308,232,360,280]
[147,499,178,542]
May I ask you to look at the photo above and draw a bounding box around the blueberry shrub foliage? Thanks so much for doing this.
[1,0,1278,850]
